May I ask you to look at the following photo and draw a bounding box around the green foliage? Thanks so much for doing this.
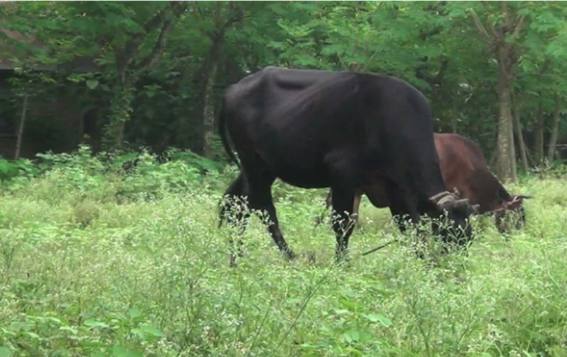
[1,2,566,162]
[0,147,225,207]
[166,148,224,173]
[0,156,566,354]
[0,158,36,181]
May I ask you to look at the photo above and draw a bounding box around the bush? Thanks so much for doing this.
[0,158,37,181]
[1,150,566,356]
[2,146,228,203]
[115,151,203,201]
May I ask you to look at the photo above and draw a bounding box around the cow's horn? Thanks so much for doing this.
[454,198,470,207]
[430,191,450,203]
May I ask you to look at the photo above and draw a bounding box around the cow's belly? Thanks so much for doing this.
[271,161,331,188]
[252,122,365,188]
[261,146,367,189]
[253,135,332,188]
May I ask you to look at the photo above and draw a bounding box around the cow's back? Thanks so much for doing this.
[435,133,485,188]
[223,67,438,190]
[435,133,511,213]
[223,67,339,116]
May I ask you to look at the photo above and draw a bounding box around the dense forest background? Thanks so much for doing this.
[1,2,566,182]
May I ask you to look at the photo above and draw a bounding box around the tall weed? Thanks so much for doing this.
[0,153,566,355]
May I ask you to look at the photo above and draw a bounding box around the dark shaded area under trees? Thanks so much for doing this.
[0,2,566,181]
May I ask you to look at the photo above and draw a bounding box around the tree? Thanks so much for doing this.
[1,2,188,151]
[193,3,243,156]
[1,2,566,163]
[469,3,526,182]
[92,2,188,150]
[517,3,567,164]
[547,95,563,161]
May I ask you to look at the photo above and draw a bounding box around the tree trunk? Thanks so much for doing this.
[470,3,524,181]
[534,103,545,164]
[547,94,562,161]
[102,79,134,151]
[101,3,184,152]
[198,33,224,156]
[512,93,529,171]
[202,59,219,157]
[14,95,29,160]
[495,51,517,182]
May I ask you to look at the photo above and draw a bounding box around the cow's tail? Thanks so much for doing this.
[218,101,242,229]
[218,101,240,168]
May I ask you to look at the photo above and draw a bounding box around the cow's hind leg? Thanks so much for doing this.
[220,173,250,266]
[330,187,356,261]
[247,174,295,260]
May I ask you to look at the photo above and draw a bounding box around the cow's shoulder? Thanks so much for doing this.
[224,67,302,100]
[437,132,479,147]
[225,67,356,106]
[448,133,486,167]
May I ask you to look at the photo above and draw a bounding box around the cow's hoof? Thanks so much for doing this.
[305,251,317,264]
[335,252,351,265]
[229,255,238,267]
[284,250,297,261]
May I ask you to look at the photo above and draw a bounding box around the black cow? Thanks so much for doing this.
[219,67,475,262]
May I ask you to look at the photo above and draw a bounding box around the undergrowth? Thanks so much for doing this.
[0,149,566,356]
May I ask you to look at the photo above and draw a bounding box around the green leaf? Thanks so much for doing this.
[25,332,41,340]
[111,346,143,357]
[138,324,164,338]
[84,319,110,329]
[332,308,352,316]
[132,323,164,341]
[59,326,78,334]
[0,347,13,357]
[342,329,360,344]
[363,313,393,327]
[128,307,142,320]
[86,79,99,90]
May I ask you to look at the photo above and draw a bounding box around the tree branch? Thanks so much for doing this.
[209,3,243,40]
[434,57,449,84]
[121,9,166,68]
[469,9,492,43]
[115,2,188,75]
[510,15,525,41]
[136,12,175,70]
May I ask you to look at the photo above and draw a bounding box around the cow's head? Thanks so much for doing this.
[429,190,478,245]
[494,195,530,232]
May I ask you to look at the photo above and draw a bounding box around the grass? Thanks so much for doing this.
[0,154,567,356]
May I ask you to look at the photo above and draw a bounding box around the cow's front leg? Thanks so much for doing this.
[248,178,295,260]
[263,202,295,260]
[330,187,356,261]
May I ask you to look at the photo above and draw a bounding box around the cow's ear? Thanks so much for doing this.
[452,187,461,197]
[505,195,529,208]
[506,198,523,210]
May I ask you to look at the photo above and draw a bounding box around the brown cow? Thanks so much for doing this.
[327,133,528,232]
